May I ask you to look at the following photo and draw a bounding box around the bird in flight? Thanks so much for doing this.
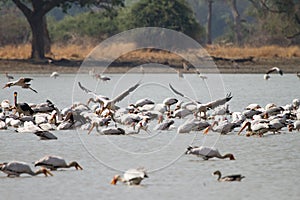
[169,83,232,119]
[3,77,38,93]
[264,67,283,80]
[78,81,140,114]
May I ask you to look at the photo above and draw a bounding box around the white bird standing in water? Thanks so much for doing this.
[111,168,148,185]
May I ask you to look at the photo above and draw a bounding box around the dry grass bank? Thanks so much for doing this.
[0,43,300,74]
[1,43,300,60]
[206,45,300,58]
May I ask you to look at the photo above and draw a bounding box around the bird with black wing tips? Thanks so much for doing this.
[3,77,38,93]
[78,81,141,115]
[264,67,283,80]
[169,83,232,119]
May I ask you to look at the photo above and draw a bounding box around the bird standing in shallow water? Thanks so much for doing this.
[185,146,235,160]
[111,168,148,185]
[0,161,53,177]
[5,72,14,81]
[13,92,34,116]
[34,155,83,170]
[213,170,245,182]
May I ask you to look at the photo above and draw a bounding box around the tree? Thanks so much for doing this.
[248,0,300,45]
[7,0,124,60]
[118,0,205,43]
[206,0,213,44]
[227,0,242,45]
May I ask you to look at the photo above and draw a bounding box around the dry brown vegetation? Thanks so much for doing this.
[1,43,300,60]
[0,43,300,74]
[206,45,300,58]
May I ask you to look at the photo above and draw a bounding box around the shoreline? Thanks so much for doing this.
[0,57,299,74]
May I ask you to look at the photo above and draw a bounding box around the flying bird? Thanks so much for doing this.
[169,84,232,119]
[95,74,111,82]
[50,72,59,79]
[78,81,140,114]
[3,77,37,93]
[196,70,208,80]
[264,67,283,80]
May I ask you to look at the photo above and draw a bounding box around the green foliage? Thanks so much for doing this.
[0,7,30,46]
[48,11,119,42]
[2,0,300,47]
[246,0,300,45]
[118,0,205,43]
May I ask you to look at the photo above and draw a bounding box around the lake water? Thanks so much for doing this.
[0,73,299,200]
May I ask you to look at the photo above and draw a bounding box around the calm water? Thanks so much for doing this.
[0,73,299,200]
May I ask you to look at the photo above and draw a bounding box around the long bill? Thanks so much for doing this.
[88,123,96,135]
[203,126,211,134]
[238,122,250,135]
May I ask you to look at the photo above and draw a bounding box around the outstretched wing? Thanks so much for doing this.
[28,86,38,93]
[78,82,107,103]
[111,81,141,104]
[169,83,200,104]
[266,67,283,75]
[204,93,233,109]
[78,82,93,94]
[21,78,33,83]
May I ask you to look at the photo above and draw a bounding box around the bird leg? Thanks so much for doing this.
[88,123,96,135]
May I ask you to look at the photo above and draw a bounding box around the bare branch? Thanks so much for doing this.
[12,0,33,18]
[259,0,287,13]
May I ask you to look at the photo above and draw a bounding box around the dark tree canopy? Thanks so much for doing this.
[119,0,205,43]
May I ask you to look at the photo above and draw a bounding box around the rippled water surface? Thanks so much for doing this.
[0,73,299,200]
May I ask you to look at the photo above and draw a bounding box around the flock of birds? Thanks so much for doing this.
[0,68,299,185]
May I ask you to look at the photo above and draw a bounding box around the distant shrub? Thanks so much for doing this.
[48,11,119,43]
[0,11,31,46]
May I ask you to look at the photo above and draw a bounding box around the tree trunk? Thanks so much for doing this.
[43,16,51,54]
[206,0,213,44]
[29,14,45,60]
[228,0,242,45]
